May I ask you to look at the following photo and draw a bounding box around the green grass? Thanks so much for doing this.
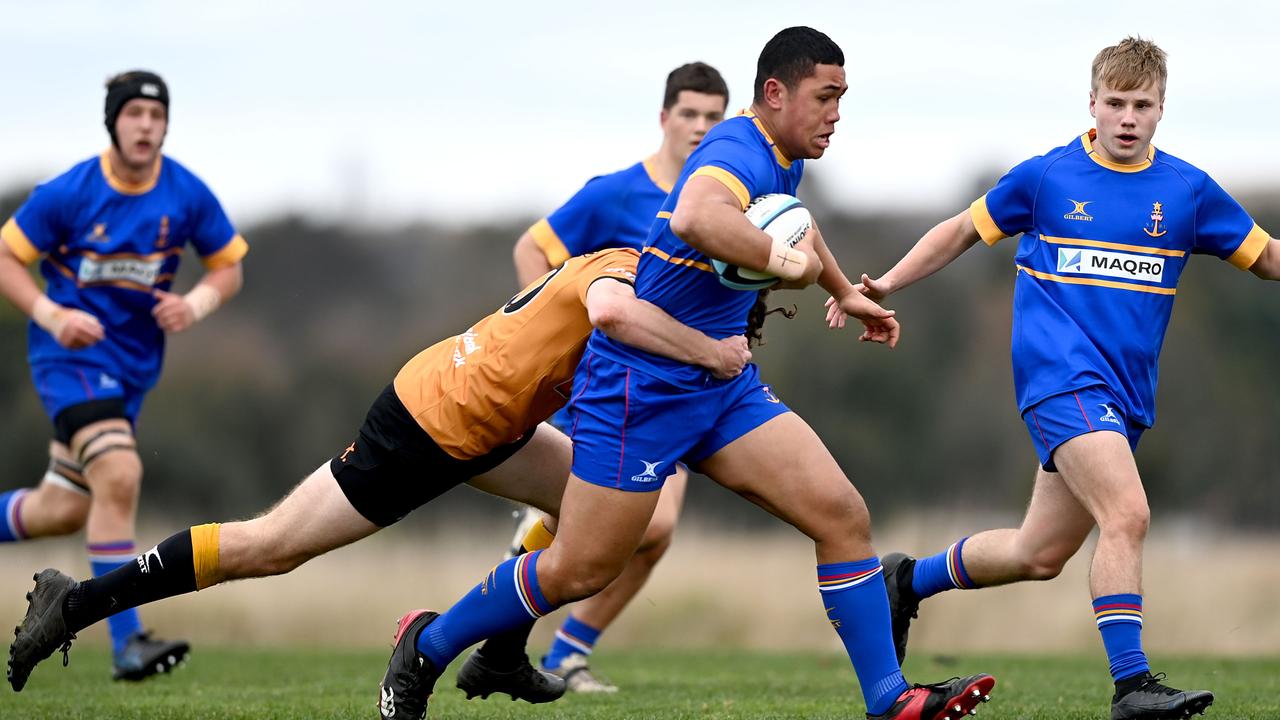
[6,647,1278,719]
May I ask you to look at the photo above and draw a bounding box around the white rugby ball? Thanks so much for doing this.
[712,193,812,291]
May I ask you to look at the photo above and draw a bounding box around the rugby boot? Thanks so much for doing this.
[882,552,922,665]
[112,631,190,681]
[868,674,996,720]
[1111,672,1214,719]
[550,652,618,693]
[455,648,566,702]
[378,610,442,720]
[8,568,77,692]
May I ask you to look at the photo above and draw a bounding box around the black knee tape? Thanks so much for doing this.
[80,442,137,469]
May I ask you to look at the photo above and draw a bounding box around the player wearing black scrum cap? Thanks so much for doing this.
[0,70,247,681]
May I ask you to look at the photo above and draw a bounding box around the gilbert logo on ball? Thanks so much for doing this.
[713,194,812,291]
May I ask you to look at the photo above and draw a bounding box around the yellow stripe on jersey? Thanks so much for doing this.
[1080,132,1155,173]
[969,195,1007,246]
[690,166,749,210]
[642,246,714,273]
[1228,223,1271,270]
[642,156,674,194]
[1,218,40,263]
[99,151,162,195]
[1017,265,1177,295]
[1039,235,1187,258]
[191,522,223,590]
[740,110,794,169]
[528,218,571,268]
[201,234,249,270]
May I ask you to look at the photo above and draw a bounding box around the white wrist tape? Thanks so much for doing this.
[763,237,808,281]
[31,295,66,335]
[183,284,222,322]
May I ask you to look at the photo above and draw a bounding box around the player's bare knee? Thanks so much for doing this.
[1021,547,1072,581]
[637,512,677,554]
[1100,503,1150,543]
[84,451,143,507]
[541,553,623,604]
[809,485,872,548]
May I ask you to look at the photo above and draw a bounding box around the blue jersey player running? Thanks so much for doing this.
[379,28,997,720]
[0,70,246,682]
[840,37,1279,720]
[479,61,729,695]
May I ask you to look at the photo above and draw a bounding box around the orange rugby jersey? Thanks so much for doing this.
[393,248,639,460]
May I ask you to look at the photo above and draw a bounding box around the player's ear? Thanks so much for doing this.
[763,77,786,111]
[1088,91,1097,118]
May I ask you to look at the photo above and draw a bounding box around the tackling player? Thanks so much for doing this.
[836,36,1278,720]
[379,27,997,720]
[6,248,751,705]
[0,70,246,681]
[482,61,728,694]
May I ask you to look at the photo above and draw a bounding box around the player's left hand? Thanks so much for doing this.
[152,289,197,333]
[824,288,899,348]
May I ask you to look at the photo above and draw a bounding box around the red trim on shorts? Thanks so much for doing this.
[1074,392,1094,431]
[76,368,94,399]
[614,369,631,488]
[1030,408,1050,454]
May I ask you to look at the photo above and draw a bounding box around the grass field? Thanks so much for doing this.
[5,647,1277,719]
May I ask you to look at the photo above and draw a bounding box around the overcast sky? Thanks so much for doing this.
[2,0,1276,226]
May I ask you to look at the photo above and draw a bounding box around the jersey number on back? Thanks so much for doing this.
[503,266,563,315]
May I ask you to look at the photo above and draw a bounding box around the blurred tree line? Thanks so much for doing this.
[0,178,1276,529]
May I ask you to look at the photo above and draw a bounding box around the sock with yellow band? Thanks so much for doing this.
[63,524,221,633]
[472,517,555,670]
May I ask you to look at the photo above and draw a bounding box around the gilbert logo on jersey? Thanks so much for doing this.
[1063,199,1094,222]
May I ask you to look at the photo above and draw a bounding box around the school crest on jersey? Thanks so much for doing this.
[1143,202,1168,238]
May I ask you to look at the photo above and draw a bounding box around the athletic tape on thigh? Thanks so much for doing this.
[78,428,136,467]
[42,470,90,496]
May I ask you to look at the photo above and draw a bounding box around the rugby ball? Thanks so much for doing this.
[712,194,812,291]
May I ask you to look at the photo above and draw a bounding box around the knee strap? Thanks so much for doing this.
[77,428,137,468]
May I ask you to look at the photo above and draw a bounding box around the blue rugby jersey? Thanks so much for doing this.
[527,159,673,266]
[2,152,247,390]
[972,130,1270,428]
[589,111,805,388]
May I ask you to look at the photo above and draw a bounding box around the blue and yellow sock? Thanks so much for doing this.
[1094,593,1149,681]
[417,550,557,669]
[911,537,976,599]
[0,489,30,543]
[88,540,145,655]
[543,614,601,670]
[819,558,908,715]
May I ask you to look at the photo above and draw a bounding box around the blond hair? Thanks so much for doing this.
[1092,37,1167,97]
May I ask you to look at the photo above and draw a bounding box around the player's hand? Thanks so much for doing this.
[858,273,892,302]
[708,335,751,379]
[152,289,196,333]
[824,288,899,348]
[54,308,105,349]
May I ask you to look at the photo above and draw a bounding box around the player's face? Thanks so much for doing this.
[660,91,727,161]
[1089,81,1163,165]
[114,98,168,169]
[775,63,847,159]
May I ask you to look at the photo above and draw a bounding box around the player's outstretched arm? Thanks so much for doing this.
[585,278,750,379]
[864,208,982,300]
[152,261,244,334]
[513,230,555,288]
[0,242,104,348]
[670,176,818,285]
[1248,237,1280,280]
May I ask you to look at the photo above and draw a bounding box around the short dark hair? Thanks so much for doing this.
[753,27,844,104]
[663,62,729,110]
